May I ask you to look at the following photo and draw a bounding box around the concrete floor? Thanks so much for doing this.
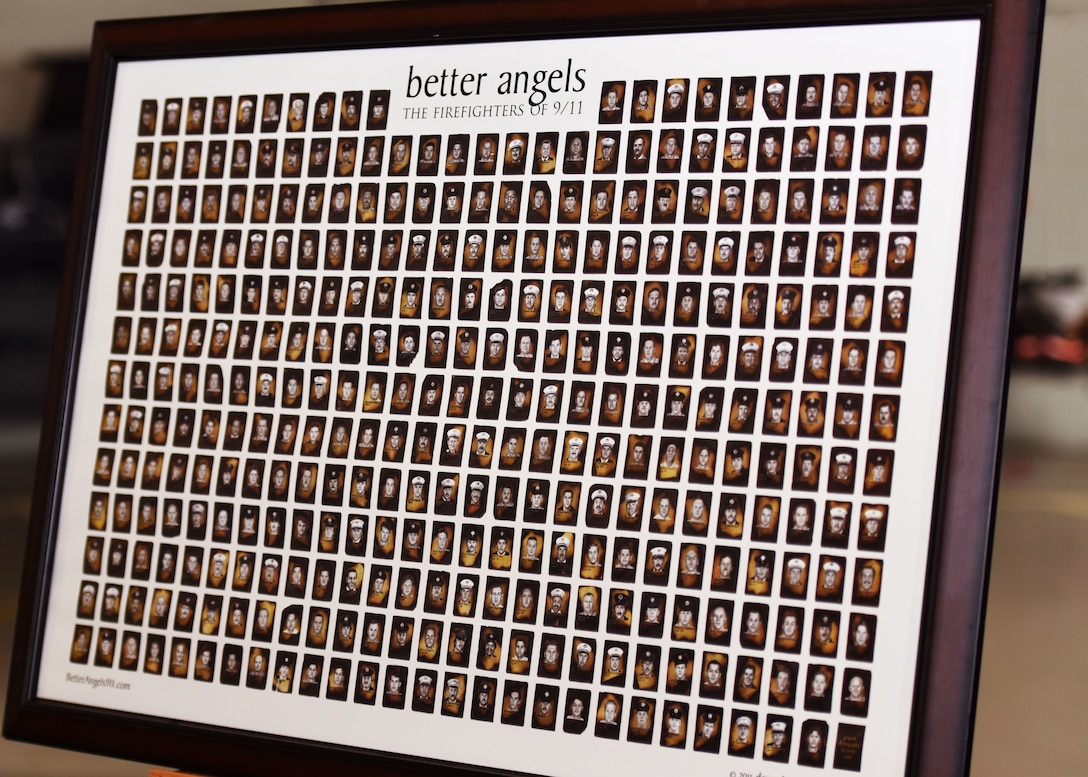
[0,442,1084,776]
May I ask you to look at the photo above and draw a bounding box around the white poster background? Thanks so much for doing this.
[36,19,979,777]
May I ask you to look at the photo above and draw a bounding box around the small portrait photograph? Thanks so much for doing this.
[865,72,896,117]
[160,98,182,135]
[526,132,558,176]
[724,76,756,121]
[382,664,407,709]
[863,449,894,496]
[503,133,528,175]
[587,182,614,224]
[259,94,283,133]
[846,614,877,661]
[557,131,588,175]
[598,81,625,123]
[799,719,830,767]
[759,715,792,763]
[829,72,860,118]
[852,558,883,607]
[732,656,762,708]
[861,502,887,550]
[624,79,656,123]
[610,132,637,176]
[796,74,824,119]
[410,135,439,177]
[331,138,358,182]
[755,127,784,172]
[525,184,551,225]
[859,125,890,170]
[225,141,251,184]
[199,96,227,136]
[151,185,173,223]
[875,339,906,387]
[739,285,768,332]
[137,98,157,135]
[229,95,255,134]
[774,282,803,329]
[656,129,684,174]
[814,555,846,603]
[388,617,415,660]
[845,233,878,278]
[763,75,790,119]
[745,549,774,596]
[767,660,798,708]
[694,387,724,433]
[689,129,717,173]
[750,494,781,542]
[335,92,359,131]
[874,284,908,334]
[810,611,840,661]
[381,136,409,178]
[366,91,389,131]
[891,178,922,223]
[738,601,768,650]
[840,669,872,719]
[903,70,933,115]
[897,124,928,171]
[712,131,748,182]
[714,179,743,224]
[825,125,854,171]
[731,337,765,385]
[820,179,849,223]
[132,142,153,179]
[844,285,874,331]
[750,179,779,224]
[493,187,520,230]
[659,78,688,122]
[683,180,711,223]
[269,138,297,178]
[775,607,805,654]
[354,661,379,705]
[838,339,869,385]
[790,126,819,172]
[881,233,916,280]
[556,183,583,224]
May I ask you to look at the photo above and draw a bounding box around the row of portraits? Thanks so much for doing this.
[119,224,920,280]
[72,601,877,701]
[106,317,909,388]
[92,429,899,496]
[110,284,910,354]
[78,524,885,610]
[72,623,868,762]
[99,378,902,443]
[132,69,931,142]
[595,71,931,124]
[129,123,928,183]
[137,91,390,137]
[125,175,925,228]
[84,474,890,554]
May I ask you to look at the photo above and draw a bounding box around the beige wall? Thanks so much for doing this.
[1022,3,1088,272]
[0,0,342,139]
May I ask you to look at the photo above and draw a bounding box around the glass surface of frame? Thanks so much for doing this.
[4,2,1043,777]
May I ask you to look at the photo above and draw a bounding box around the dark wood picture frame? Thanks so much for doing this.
[4,1,1043,776]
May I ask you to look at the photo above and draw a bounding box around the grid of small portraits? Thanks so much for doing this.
[76,70,930,771]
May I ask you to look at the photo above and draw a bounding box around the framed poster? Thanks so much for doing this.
[4,1,1042,775]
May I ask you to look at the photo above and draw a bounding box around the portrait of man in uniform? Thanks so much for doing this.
[763,75,789,119]
[830,73,860,117]
[727,76,755,120]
